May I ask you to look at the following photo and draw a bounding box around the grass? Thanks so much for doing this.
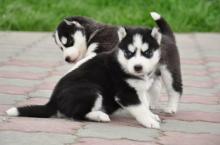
[0,0,220,32]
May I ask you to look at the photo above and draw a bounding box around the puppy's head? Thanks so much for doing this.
[117,27,162,77]
[54,18,87,63]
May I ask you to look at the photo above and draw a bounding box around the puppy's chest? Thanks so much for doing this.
[126,76,154,92]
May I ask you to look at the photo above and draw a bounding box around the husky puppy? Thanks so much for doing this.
[54,12,182,114]
[54,16,119,63]
[7,26,163,128]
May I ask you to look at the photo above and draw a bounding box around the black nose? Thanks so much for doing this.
[134,65,143,72]
[65,56,71,62]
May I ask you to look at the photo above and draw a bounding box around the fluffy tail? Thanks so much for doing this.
[6,102,57,118]
[150,12,175,42]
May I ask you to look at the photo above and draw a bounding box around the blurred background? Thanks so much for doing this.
[0,0,220,32]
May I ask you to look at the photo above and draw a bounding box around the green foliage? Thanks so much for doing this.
[0,0,219,32]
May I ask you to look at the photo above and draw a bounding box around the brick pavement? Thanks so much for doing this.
[0,32,220,145]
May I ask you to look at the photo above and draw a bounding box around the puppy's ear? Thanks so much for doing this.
[151,27,162,44]
[64,19,83,28]
[117,27,127,41]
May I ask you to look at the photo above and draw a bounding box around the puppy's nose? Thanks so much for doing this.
[65,56,71,63]
[134,65,143,72]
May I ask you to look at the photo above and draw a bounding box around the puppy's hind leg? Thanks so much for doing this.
[85,94,110,122]
[160,65,182,114]
[86,111,110,122]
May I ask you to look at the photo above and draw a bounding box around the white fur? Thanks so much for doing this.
[68,53,96,72]
[126,104,160,128]
[55,30,65,48]
[6,107,19,116]
[86,111,110,122]
[85,43,98,56]
[150,12,161,21]
[117,27,127,41]
[133,34,143,49]
[151,27,162,44]
[91,94,103,111]
[118,33,161,77]
[128,44,136,53]
[118,49,160,77]
[160,65,180,114]
[63,31,87,62]
[125,78,160,128]
[148,77,162,109]
[61,37,67,44]
[64,20,82,28]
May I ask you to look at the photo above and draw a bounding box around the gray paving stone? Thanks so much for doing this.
[179,103,220,113]
[194,33,220,50]
[0,32,48,45]
[182,75,211,82]
[77,123,160,141]
[0,78,41,87]
[0,94,27,105]
[0,131,76,145]
[14,55,62,61]
[29,90,52,98]
[183,88,216,96]
[43,76,62,83]
[161,120,220,134]
[0,66,50,73]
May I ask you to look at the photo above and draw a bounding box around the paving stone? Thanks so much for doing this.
[29,89,52,98]
[37,82,56,90]
[0,85,34,95]
[0,105,10,115]
[0,78,41,87]
[73,138,158,145]
[0,65,50,73]
[0,117,84,134]
[161,120,220,134]
[178,103,220,113]
[176,96,219,105]
[0,94,27,105]
[158,132,220,145]
[0,32,48,45]
[77,123,160,141]
[0,131,76,145]
[160,111,220,123]
[4,59,61,68]
[17,97,48,106]
[0,71,49,80]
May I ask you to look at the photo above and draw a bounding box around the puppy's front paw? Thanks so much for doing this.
[138,116,160,129]
[163,106,178,115]
[143,117,160,129]
[150,113,161,122]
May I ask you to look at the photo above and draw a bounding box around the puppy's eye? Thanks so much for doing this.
[124,49,135,59]
[64,37,74,47]
[142,49,153,58]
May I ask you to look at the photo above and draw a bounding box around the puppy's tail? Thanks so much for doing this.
[150,12,175,42]
[6,101,57,118]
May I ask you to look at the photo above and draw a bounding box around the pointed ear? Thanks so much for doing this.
[151,27,162,44]
[117,27,127,41]
[64,19,83,28]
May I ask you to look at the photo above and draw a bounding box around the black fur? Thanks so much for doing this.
[15,27,159,120]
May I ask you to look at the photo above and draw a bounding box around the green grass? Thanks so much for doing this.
[0,0,220,32]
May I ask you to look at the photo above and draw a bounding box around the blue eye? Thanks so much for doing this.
[124,49,135,59]
[142,49,153,58]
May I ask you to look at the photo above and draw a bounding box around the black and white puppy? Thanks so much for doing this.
[54,16,119,63]
[54,12,182,114]
[7,26,162,128]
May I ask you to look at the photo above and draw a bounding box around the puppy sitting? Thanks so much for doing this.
[54,12,183,114]
[7,26,162,128]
